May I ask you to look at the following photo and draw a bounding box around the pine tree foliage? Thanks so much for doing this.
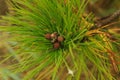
[0,0,120,80]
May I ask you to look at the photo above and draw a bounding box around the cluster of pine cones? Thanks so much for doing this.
[45,32,64,49]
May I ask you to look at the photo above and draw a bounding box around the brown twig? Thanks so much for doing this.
[95,9,120,28]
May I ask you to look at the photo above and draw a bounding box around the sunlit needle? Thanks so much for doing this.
[68,69,74,76]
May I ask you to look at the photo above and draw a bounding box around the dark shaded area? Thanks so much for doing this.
[87,0,120,17]
[0,0,9,15]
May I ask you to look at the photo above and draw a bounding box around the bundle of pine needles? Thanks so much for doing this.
[0,0,120,80]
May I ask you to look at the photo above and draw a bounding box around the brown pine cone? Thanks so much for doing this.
[45,33,51,40]
[53,42,60,49]
[57,36,64,42]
